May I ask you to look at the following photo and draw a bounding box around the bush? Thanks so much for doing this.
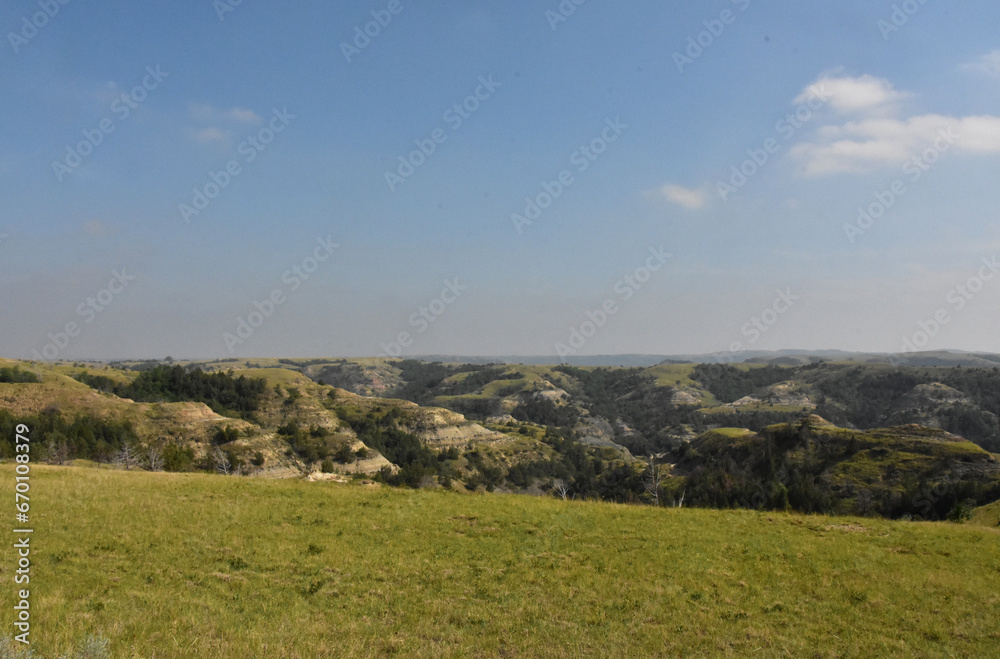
[334,443,355,464]
[212,426,239,445]
[948,499,976,524]
[162,443,195,472]
[0,366,40,384]
[72,371,115,392]
[320,459,335,474]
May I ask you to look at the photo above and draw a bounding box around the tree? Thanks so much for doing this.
[334,443,355,464]
[553,479,571,501]
[115,443,140,471]
[162,443,195,471]
[643,457,667,506]
[213,446,231,476]
[147,445,164,472]
[45,431,71,466]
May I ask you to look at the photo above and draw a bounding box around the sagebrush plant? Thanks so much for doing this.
[0,637,35,659]
[0,635,108,659]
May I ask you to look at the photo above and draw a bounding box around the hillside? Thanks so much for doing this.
[0,359,639,498]
[170,358,1000,457]
[2,465,998,658]
[4,357,1000,520]
[671,416,1000,519]
[971,499,1000,528]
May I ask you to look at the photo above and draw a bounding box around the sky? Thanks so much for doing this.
[1,0,999,361]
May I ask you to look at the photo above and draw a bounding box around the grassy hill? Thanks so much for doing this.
[673,416,1000,518]
[971,499,1000,528]
[0,359,643,498]
[1,465,998,657]
[198,357,1000,458]
[4,358,1000,520]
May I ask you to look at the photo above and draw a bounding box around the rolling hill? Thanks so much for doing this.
[1,465,997,657]
[3,357,1000,521]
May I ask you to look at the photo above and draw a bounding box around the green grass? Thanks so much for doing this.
[2,465,999,658]
[971,500,1000,528]
[701,427,756,439]
[480,378,530,397]
[697,403,808,415]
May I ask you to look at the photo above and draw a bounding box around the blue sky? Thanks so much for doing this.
[2,0,999,360]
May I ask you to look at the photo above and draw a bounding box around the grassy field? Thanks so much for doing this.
[971,499,1000,528]
[1,465,999,658]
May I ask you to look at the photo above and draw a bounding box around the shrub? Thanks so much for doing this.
[212,426,239,445]
[948,499,976,524]
[162,443,195,472]
[0,366,40,384]
[334,443,354,464]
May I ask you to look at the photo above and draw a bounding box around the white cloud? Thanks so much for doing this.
[188,103,261,143]
[962,50,1000,78]
[661,183,707,210]
[194,127,229,143]
[797,74,908,116]
[789,74,1000,176]
[227,107,262,124]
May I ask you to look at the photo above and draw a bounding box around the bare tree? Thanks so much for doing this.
[213,446,231,476]
[643,457,666,507]
[147,446,164,472]
[674,489,686,509]
[48,440,71,466]
[115,443,139,471]
[553,479,571,501]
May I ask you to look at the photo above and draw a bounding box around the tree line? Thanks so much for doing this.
[74,365,267,418]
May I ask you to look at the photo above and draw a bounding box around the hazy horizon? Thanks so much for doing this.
[3,2,999,361]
